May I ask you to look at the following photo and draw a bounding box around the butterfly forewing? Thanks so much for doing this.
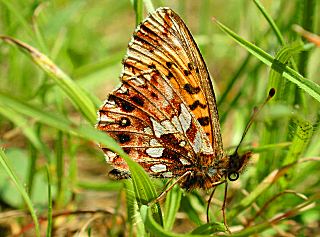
[97,7,225,181]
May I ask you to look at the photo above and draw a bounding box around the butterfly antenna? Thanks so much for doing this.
[234,88,275,154]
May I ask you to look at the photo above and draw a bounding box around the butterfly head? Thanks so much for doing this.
[225,151,252,181]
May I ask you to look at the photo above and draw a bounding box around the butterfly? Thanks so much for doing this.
[97,7,252,195]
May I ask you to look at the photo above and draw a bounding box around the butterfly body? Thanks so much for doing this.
[97,7,251,191]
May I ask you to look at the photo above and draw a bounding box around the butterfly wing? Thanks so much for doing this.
[123,7,224,157]
[97,7,224,178]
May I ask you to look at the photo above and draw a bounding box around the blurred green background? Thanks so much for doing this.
[0,0,319,236]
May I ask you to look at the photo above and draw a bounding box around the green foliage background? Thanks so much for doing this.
[0,0,319,236]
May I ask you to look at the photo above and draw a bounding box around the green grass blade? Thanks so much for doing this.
[0,36,97,124]
[0,149,40,237]
[72,53,122,79]
[31,5,49,54]
[180,195,203,226]
[55,131,64,208]
[123,155,158,205]
[259,43,306,178]
[0,93,121,161]
[0,92,73,132]
[213,20,320,103]
[280,118,313,185]
[76,180,123,191]
[121,151,163,225]
[140,205,213,237]
[268,42,304,102]
[0,105,49,157]
[191,222,226,235]
[213,18,273,65]
[164,184,182,230]
[250,142,292,153]
[253,0,285,45]
[297,0,317,77]
[46,165,53,237]
[125,180,146,236]
[133,0,144,25]
[253,0,299,73]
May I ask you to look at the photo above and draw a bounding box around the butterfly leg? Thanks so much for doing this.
[149,170,192,205]
[206,180,227,223]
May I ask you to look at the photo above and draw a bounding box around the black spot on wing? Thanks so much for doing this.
[183,70,190,76]
[109,95,135,112]
[148,63,156,69]
[183,84,200,94]
[150,92,158,99]
[131,95,145,107]
[197,117,210,126]
[166,61,173,68]
[189,100,207,111]
[116,133,131,143]
[162,148,180,160]
[167,71,174,79]
[160,134,180,146]
[187,62,194,70]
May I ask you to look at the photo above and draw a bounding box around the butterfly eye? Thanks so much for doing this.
[228,172,239,181]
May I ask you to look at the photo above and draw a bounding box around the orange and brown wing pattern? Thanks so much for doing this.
[97,7,224,178]
[122,7,224,160]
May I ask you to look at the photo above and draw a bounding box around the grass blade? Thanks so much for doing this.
[121,150,163,226]
[0,105,49,157]
[213,19,320,103]
[76,180,123,191]
[164,184,182,230]
[268,42,304,102]
[125,180,146,236]
[140,205,212,237]
[0,149,40,237]
[280,118,313,185]
[46,165,53,237]
[253,0,285,45]
[0,36,97,124]
[133,0,143,25]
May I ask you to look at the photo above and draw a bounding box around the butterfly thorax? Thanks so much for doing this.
[179,153,227,190]
[179,166,223,191]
